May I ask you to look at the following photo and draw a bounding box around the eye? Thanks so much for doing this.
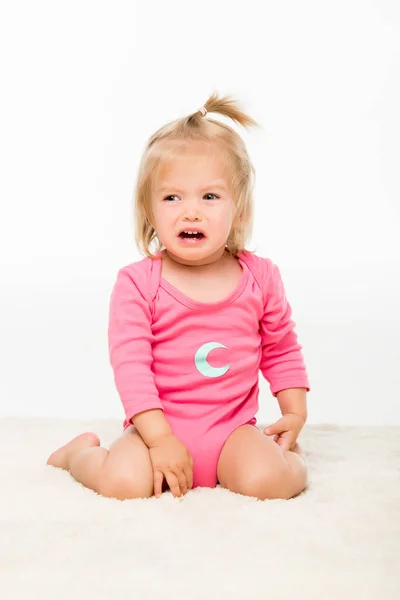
[162,193,220,202]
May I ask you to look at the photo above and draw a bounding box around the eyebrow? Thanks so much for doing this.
[156,181,228,193]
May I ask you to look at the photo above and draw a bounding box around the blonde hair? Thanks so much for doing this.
[133,92,261,259]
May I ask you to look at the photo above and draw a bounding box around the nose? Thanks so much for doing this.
[182,200,202,221]
[184,212,201,221]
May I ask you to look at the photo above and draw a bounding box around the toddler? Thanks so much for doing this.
[47,93,311,501]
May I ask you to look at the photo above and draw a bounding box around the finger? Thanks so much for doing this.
[176,471,188,495]
[264,422,282,436]
[184,465,194,490]
[278,436,292,452]
[153,470,164,498]
[165,471,182,498]
[172,467,187,495]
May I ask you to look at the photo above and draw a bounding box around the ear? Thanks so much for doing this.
[234,214,243,227]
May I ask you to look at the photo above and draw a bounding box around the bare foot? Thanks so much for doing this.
[47,432,100,471]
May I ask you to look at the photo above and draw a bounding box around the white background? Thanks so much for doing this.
[1,1,399,426]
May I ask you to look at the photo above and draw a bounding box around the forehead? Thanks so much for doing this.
[153,141,231,190]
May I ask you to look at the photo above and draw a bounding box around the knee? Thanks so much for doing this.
[240,466,294,501]
[98,469,153,501]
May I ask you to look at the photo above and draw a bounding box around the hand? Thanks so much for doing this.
[263,413,306,452]
[148,433,194,499]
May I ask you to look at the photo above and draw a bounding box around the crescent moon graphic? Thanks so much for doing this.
[194,342,230,378]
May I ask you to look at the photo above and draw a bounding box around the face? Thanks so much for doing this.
[150,142,238,267]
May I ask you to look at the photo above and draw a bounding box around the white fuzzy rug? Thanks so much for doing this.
[1,418,399,600]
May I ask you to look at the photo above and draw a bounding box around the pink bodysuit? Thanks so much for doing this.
[108,249,310,488]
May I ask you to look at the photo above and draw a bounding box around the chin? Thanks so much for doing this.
[165,243,228,265]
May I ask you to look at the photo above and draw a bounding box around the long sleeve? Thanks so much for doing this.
[259,259,310,397]
[108,266,164,425]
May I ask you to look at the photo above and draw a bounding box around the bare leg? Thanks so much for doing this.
[281,442,308,498]
[46,426,154,500]
[47,432,108,493]
[217,427,308,500]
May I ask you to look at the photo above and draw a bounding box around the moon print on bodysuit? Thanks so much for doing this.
[194,342,230,378]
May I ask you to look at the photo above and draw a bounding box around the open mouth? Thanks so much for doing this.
[178,232,205,239]
[177,231,207,244]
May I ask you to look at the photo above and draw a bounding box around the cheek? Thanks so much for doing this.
[154,213,174,235]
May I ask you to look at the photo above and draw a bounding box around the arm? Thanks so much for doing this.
[276,387,308,421]
[259,260,310,412]
[133,408,173,447]
[108,266,171,441]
